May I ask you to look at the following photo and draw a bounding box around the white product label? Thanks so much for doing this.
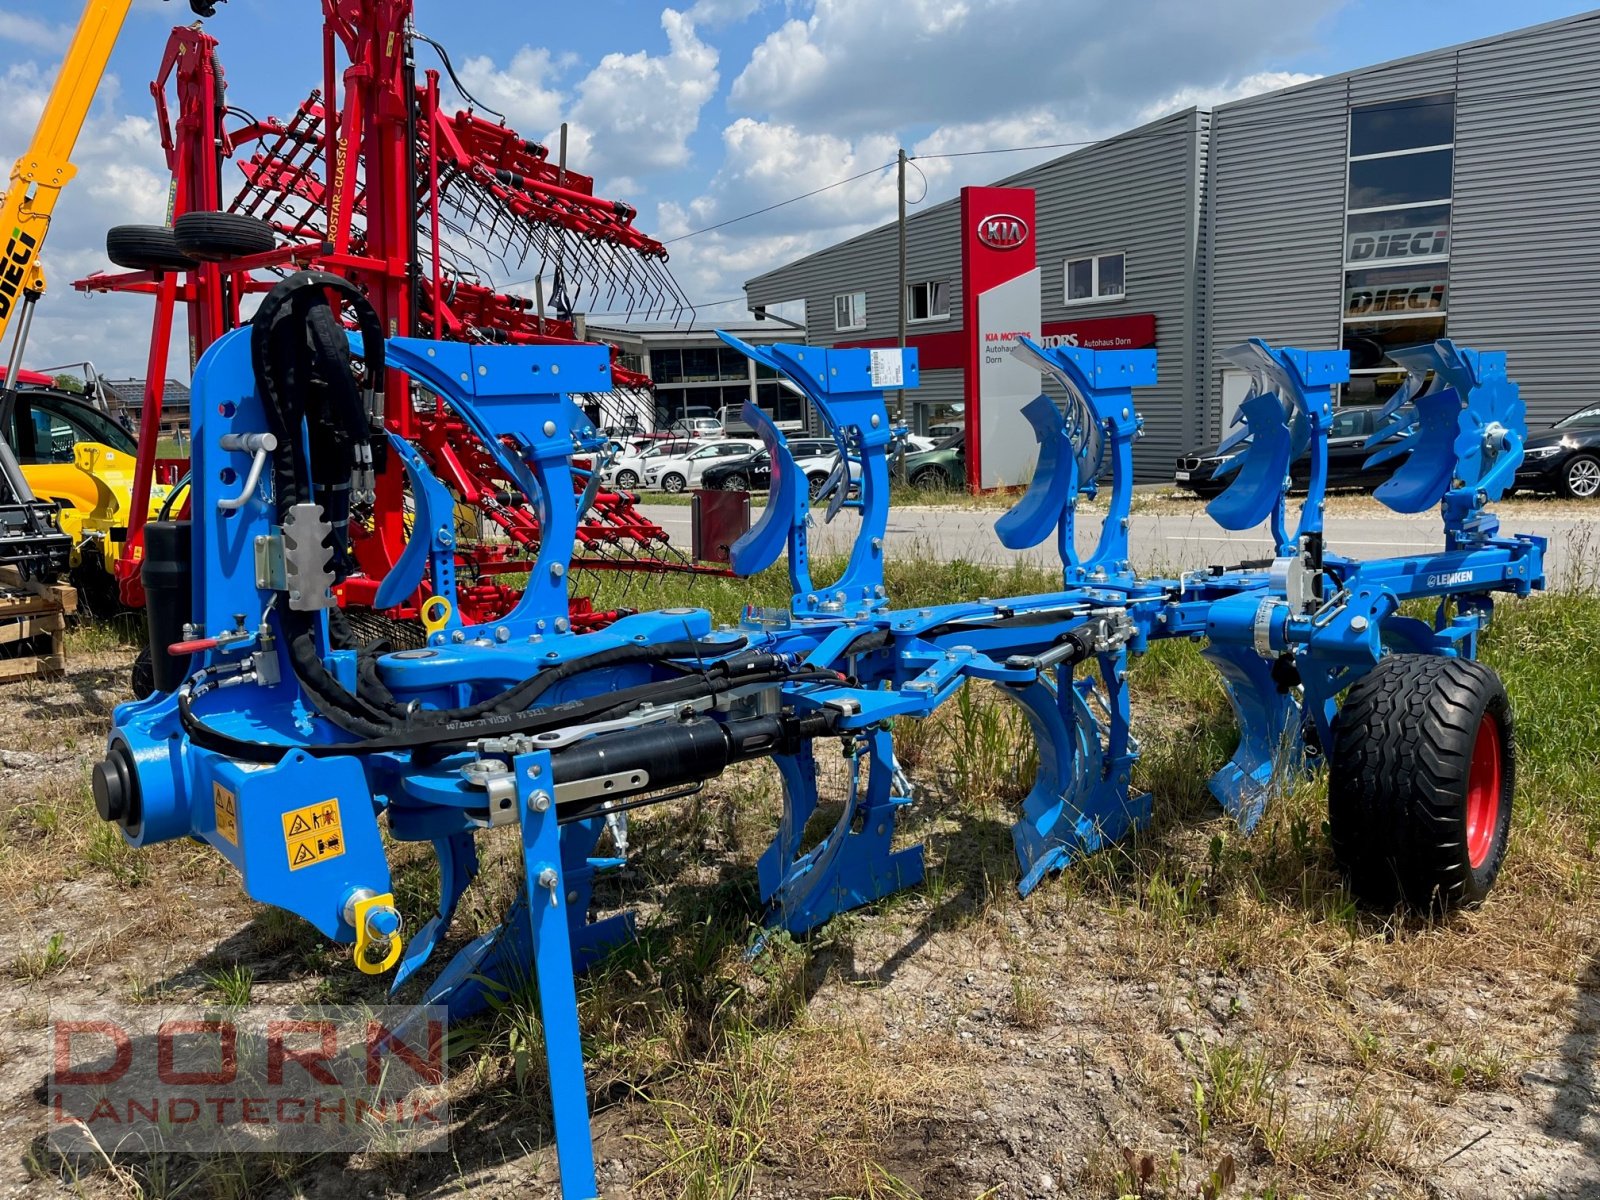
[869,349,905,390]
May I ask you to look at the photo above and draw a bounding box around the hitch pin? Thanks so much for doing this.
[217,432,278,511]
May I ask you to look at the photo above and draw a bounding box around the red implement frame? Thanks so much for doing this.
[76,2,721,621]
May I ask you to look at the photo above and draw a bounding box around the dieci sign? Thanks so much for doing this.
[1344,279,1446,318]
[1347,224,1449,263]
[961,186,1040,491]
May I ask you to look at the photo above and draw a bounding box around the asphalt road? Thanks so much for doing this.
[637,498,1594,589]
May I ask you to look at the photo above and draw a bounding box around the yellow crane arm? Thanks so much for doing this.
[0,0,136,343]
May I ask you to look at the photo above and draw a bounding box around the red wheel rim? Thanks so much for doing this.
[1465,715,1503,869]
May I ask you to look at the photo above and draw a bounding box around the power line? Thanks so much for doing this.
[660,81,1600,247]
[662,160,898,244]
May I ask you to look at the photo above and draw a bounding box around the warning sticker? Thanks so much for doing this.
[281,799,345,871]
[212,782,239,846]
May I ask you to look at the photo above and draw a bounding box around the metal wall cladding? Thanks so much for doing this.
[1449,15,1600,431]
[1206,11,1600,437]
[749,10,1600,467]
[745,109,1208,481]
[1206,83,1349,443]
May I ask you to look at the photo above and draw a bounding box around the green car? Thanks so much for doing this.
[899,431,965,490]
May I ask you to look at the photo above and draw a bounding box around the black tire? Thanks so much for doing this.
[615,469,639,490]
[1560,453,1600,500]
[68,551,122,620]
[1329,654,1514,912]
[910,467,949,492]
[106,225,195,273]
[173,211,277,262]
[722,473,749,492]
[661,472,686,494]
[806,473,828,500]
[130,645,155,701]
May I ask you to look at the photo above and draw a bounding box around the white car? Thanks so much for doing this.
[644,439,762,493]
[670,416,724,440]
[598,439,692,490]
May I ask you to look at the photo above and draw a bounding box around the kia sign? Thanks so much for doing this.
[976,213,1029,251]
[1347,225,1449,263]
[961,186,1040,491]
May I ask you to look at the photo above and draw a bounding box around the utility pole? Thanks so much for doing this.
[896,147,908,427]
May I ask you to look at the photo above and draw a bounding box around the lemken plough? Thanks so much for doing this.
[94,282,1544,1195]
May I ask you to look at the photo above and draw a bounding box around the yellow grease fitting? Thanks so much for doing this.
[352,891,404,975]
[420,595,452,637]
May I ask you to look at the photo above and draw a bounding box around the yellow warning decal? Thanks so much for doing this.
[282,798,345,871]
[212,782,239,846]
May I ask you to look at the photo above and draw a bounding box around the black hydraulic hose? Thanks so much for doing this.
[289,632,763,740]
[353,635,751,726]
[177,662,842,763]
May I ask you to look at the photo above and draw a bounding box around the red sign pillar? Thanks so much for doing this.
[960,186,1040,491]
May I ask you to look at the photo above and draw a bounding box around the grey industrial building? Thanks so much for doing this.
[586,320,809,432]
[744,11,1599,480]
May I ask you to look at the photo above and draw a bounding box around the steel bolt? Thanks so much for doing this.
[1351,616,1370,632]
[529,790,552,813]
[543,420,557,436]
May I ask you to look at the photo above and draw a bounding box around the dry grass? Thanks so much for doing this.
[3,577,1598,1199]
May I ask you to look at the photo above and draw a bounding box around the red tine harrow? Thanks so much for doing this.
[75,1,719,625]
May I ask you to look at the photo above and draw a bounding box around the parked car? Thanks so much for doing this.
[899,431,966,491]
[1514,405,1600,498]
[700,438,853,499]
[669,415,724,440]
[598,438,691,490]
[898,433,936,454]
[643,439,761,492]
[1174,406,1400,498]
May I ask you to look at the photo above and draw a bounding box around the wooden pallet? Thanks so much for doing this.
[0,567,73,682]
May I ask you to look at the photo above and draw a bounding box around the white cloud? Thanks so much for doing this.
[450,46,566,133]
[0,14,73,53]
[562,9,720,180]
[686,0,766,28]
[731,0,1341,135]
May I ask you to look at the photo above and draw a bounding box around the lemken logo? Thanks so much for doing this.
[977,213,1029,250]
[1427,570,1475,587]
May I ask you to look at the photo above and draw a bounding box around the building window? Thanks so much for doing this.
[1064,253,1125,304]
[834,291,867,331]
[906,280,949,323]
[1342,93,1454,404]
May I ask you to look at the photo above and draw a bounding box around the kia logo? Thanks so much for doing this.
[977,214,1029,250]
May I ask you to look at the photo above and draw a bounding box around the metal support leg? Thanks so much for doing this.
[765,728,923,933]
[514,749,599,1200]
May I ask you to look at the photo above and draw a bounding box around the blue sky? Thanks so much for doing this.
[0,0,1593,374]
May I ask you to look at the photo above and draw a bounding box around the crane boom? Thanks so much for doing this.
[0,0,136,337]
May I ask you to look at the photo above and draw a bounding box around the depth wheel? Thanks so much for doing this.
[1329,654,1514,912]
